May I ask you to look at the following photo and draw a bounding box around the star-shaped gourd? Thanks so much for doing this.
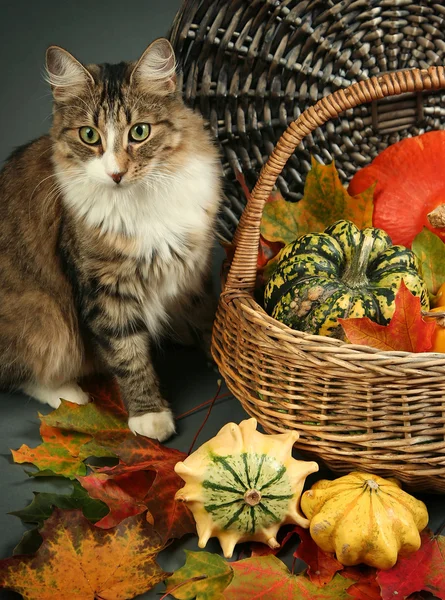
[174,418,318,558]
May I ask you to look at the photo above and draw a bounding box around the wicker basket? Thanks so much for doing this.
[170,0,445,243]
[211,65,445,494]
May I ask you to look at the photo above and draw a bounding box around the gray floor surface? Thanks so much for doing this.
[1,2,445,599]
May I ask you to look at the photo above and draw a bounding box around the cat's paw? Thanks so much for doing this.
[128,410,176,442]
[23,382,90,409]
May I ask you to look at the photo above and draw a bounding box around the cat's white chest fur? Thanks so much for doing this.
[59,155,219,336]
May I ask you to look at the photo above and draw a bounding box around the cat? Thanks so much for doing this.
[0,38,221,441]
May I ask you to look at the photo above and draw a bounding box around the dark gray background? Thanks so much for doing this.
[0,2,444,599]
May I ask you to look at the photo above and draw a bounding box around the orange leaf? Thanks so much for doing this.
[349,131,445,247]
[0,509,166,599]
[340,281,435,353]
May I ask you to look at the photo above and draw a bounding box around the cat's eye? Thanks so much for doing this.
[79,126,101,145]
[129,123,150,143]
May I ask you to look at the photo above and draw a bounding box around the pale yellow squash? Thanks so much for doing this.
[301,471,429,570]
[175,418,318,558]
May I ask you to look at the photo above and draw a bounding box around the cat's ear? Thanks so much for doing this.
[130,38,177,95]
[46,46,94,101]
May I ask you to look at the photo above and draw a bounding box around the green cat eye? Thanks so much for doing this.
[129,123,150,143]
[79,126,101,145]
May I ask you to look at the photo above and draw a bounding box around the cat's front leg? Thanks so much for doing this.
[89,324,175,441]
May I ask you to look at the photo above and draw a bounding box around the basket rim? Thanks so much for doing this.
[220,286,445,365]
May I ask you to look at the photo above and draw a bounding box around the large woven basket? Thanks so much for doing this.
[211,65,445,494]
[170,0,445,243]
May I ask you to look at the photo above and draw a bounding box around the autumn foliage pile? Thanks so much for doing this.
[0,380,444,599]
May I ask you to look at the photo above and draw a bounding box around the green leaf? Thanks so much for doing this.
[13,529,43,556]
[10,481,109,527]
[223,556,353,599]
[412,228,445,297]
[261,158,374,245]
[165,551,233,600]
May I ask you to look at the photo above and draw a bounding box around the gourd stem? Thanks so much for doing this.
[244,489,262,506]
[342,237,374,289]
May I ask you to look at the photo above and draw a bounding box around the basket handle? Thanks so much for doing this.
[224,66,445,294]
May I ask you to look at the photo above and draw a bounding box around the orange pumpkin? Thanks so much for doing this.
[349,132,445,248]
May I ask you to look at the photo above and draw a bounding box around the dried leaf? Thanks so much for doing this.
[261,158,374,245]
[223,555,353,599]
[377,531,445,600]
[165,550,233,599]
[293,526,343,587]
[340,281,435,352]
[0,509,166,600]
[10,481,108,527]
[412,228,445,297]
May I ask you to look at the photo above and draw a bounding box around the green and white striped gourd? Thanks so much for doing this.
[174,418,318,558]
[264,219,429,338]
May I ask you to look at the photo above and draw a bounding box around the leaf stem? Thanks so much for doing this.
[176,391,232,421]
[159,575,207,599]
[187,380,223,456]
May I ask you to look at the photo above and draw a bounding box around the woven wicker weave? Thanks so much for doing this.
[211,66,445,494]
[170,0,445,243]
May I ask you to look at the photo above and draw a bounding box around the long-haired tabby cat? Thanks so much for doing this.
[0,39,221,441]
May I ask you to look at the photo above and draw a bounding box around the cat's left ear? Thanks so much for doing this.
[130,38,177,95]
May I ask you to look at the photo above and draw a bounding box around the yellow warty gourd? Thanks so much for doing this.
[301,471,429,570]
[175,418,318,558]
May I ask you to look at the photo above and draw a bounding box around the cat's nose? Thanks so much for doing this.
[109,171,126,184]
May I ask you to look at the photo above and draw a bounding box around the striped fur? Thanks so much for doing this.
[0,39,221,441]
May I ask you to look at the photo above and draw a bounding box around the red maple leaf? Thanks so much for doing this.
[340,281,435,353]
[84,432,196,543]
[78,470,156,528]
[341,566,381,600]
[376,530,445,600]
[294,526,343,587]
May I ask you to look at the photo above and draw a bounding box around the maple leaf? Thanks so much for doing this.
[42,377,128,438]
[11,437,88,479]
[0,509,166,600]
[11,379,123,479]
[78,470,155,528]
[82,432,195,542]
[223,555,353,599]
[340,566,381,600]
[293,526,343,587]
[377,530,445,600]
[10,480,109,527]
[165,550,233,600]
[261,157,374,245]
[340,281,435,353]
[412,228,445,298]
